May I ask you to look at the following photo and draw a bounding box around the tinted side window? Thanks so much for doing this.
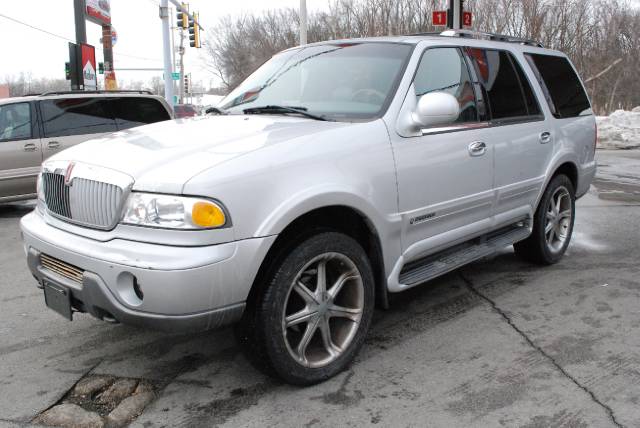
[525,54,591,118]
[467,49,530,120]
[41,98,117,138]
[414,47,478,123]
[0,102,32,141]
[112,97,171,130]
[512,57,542,117]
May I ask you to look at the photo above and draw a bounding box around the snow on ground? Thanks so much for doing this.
[597,107,640,150]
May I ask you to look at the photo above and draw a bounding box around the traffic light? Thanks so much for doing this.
[176,3,188,29]
[98,62,104,74]
[184,75,190,94]
[65,62,71,80]
[189,12,201,48]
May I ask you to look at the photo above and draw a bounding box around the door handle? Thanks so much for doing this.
[23,143,37,152]
[539,132,552,144]
[47,141,61,149]
[468,141,486,157]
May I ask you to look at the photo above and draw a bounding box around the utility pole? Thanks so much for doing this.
[447,0,463,30]
[160,0,174,106]
[299,0,307,45]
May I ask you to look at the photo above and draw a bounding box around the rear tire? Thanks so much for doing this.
[238,231,375,385]
[514,174,576,265]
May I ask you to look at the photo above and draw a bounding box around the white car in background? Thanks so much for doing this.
[0,91,172,203]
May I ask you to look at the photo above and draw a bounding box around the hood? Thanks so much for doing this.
[48,115,350,193]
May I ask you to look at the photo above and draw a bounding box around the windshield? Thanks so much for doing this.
[220,42,413,121]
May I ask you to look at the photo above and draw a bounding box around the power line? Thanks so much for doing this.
[0,12,73,43]
[0,12,162,63]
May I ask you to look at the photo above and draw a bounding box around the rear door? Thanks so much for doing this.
[111,96,172,130]
[39,97,118,160]
[465,48,551,228]
[0,102,43,199]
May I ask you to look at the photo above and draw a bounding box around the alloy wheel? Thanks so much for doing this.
[281,253,364,368]
[545,186,572,253]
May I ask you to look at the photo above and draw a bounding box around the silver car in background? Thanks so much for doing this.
[0,91,172,203]
[21,31,596,385]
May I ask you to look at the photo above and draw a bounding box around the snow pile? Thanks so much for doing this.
[597,108,640,150]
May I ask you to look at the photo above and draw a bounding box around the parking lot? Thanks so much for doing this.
[1,149,639,427]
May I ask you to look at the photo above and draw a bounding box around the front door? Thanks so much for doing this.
[0,102,42,200]
[390,47,494,259]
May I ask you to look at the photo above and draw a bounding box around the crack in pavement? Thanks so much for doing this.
[459,272,624,428]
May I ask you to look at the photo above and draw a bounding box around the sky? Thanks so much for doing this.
[0,0,330,90]
[1,0,639,91]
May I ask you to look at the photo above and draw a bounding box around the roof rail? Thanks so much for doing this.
[39,90,154,96]
[439,29,544,48]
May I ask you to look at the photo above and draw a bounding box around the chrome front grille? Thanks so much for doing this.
[41,253,84,283]
[42,171,126,230]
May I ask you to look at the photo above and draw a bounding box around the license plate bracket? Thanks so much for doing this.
[43,281,73,320]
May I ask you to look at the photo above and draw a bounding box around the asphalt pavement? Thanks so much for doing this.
[1,149,639,427]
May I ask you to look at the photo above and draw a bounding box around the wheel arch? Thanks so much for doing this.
[246,205,389,314]
[535,157,580,210]
[553,162,578,191]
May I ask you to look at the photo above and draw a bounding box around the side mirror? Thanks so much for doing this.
[412,92,460,128]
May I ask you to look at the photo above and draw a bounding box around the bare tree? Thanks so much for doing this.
[202,0,639,114]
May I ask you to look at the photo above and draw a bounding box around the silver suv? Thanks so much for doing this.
[0,91,172,203]
[21,31,596,385]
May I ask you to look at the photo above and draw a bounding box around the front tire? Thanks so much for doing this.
[239,232,375,385]
[515,174,576,265]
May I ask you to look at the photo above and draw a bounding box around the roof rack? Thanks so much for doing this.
[39,90,154,96]
[438,29,544,48]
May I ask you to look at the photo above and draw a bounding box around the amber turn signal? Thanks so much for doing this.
[191,201,226,228]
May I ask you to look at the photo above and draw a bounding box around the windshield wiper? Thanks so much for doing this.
[243,105,330,121]
[205,106,228,115]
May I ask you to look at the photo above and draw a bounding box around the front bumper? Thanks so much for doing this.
[21,211,276,332]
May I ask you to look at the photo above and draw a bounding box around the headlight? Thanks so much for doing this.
[122,193,228,230]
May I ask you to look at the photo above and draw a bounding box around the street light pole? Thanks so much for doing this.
[300,0,307,45]
[160,0,174,106]
[179,28,185,104]
[453,0,462,30]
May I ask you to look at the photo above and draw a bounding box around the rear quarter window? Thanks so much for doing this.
[41,97,117,138]
[112,97,171,130]
[524,54,591,118]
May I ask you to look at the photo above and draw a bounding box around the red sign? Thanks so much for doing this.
[80,43,97,90]
[86,0,111,25]
[463,11,473,27]
[433,11,447,26]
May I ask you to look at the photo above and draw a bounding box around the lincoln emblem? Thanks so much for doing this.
[64,162,76,186]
